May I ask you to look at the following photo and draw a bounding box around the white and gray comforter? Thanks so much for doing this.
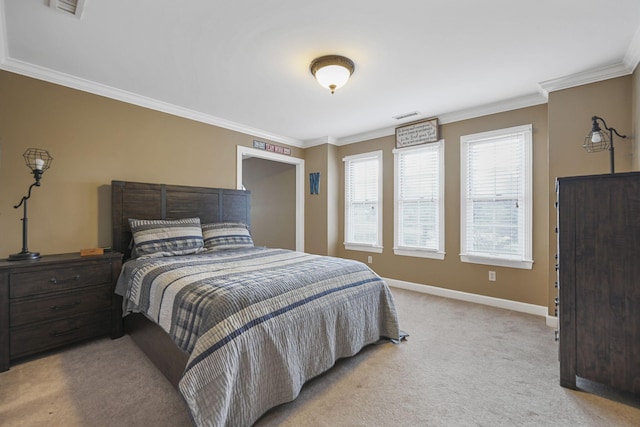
[116,247,400,427]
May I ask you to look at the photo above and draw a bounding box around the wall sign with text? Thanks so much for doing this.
[395,118,439,148]
[253,140,291,155]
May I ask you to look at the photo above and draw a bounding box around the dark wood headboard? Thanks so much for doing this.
[111,180,251,260]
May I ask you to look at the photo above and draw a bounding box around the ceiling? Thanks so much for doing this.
[1,0,640,148]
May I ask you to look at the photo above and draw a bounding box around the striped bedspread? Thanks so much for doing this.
[116,247,400,427]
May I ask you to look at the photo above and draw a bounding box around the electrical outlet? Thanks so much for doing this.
[489,271,496,281]
[367,256,373,264]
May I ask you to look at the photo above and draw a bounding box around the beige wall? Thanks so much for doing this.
[303,143,341,256]
[0,70,303,258]
[547,76,633,311]
[337,106,550,307]
[333,76,633,313]
[304,144,329,255]
[326,143,340,255]
[1,68,636,314]
[242,157,296,250]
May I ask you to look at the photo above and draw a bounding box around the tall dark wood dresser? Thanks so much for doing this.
[556,172,640,394]
[0,252,123,372]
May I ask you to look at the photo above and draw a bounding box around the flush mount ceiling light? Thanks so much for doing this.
[310,55,355,94]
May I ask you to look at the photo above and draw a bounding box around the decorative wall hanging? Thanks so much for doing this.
[310,172,320,195]
[395,118,439,148]
[253,140,291,155]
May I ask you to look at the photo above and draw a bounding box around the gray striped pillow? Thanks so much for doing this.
[202,222,254,250]
[129,217,204,258]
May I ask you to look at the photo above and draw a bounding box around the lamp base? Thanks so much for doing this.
[8,251,40,261]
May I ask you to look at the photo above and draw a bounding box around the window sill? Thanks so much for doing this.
[394,248,445,260]
[460,254,533,270]
[344,243,383,253]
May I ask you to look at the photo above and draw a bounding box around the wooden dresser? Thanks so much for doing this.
[0,252,123,372]
[557,172,640,394]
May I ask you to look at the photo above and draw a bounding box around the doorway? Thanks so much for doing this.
[236,146,305,251]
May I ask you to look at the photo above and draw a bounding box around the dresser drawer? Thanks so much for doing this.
[10,310,111,359]
[10,284,112,327]
[9,262,112,298]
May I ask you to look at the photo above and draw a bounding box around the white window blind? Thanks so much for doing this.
[344,151,383,252]
[394,141,445,259]
[460,125,532,269]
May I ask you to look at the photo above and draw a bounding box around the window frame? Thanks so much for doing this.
[393,140,445,260]
[343,150,383,253]
[460,124,533,270]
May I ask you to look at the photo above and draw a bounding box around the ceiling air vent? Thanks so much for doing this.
[49,0,85,18]
[392,111,420,120]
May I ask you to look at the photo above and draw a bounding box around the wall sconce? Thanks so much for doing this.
[583,115,627,174]
[310,55,355,94]
[9,148,53,261]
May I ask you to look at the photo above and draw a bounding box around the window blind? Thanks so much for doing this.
[396,143,442,251]
[345,153,381,246]
[460,124,532,267]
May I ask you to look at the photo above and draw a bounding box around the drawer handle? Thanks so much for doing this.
[49,274,81,285]
[52,327,80,337]
[50,302,80,311]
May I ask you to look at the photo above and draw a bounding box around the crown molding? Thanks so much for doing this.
[1,52,631,150]
[303,136,339,148]
[2,52,547,149]
[624,24,640,73]
[334,127,395,146]
[438,93,548,124]
[334,93,548,146]
[538,62,633,98]
[0,56,305,148]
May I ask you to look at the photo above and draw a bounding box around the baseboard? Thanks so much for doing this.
[385,278,557,328]
[545,315,558,329]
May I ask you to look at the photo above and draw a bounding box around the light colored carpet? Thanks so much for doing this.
[1,288,639,426]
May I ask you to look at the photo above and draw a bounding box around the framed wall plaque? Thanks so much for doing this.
[395,118,439,148]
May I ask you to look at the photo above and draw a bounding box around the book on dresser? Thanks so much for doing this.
[0,251,123,372]
[556,171,640,394]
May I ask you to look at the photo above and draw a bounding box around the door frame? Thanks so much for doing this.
[237,145,305,251]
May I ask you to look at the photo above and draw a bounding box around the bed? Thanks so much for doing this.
[111,180,402,427]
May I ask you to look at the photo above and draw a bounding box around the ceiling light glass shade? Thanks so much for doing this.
[310,55,355,94]
[314,65,351,92]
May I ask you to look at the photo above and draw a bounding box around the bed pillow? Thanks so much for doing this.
[128,217,204,258]
[202,222,254,250]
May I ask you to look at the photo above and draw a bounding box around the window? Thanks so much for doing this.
[344,151,383,253]
[460,124,533,269]
[393,141,445,259]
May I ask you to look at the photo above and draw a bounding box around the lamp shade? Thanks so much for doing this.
[310,55,355,94]
[582,115,627,174]
[583,129,610,152]
[9,148,53,261]
[23,148,53,172]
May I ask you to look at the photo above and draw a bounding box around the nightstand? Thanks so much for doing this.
[0,252,123,372]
